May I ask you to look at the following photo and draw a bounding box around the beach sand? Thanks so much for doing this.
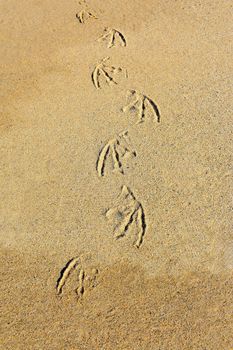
[1,0,232,349]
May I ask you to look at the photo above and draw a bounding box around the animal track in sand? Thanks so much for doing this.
[96,131,137,177]
[92,57,128,89]
[106,185,146,248]
[98,28,127,48]
[76,9,97,23]
[56,257,99,300]
[122,90,161,124]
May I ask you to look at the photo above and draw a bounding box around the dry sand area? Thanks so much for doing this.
[1,0,233,349]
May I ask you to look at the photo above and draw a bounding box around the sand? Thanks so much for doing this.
[1,0,233,349]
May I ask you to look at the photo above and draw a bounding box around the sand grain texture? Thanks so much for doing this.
[1,0,233,349]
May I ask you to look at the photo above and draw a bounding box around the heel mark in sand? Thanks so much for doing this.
[92,57,127,89]
[96,131,137,177]
[98,28,127,48]
[106,185,146,248]
[122,90,160,124]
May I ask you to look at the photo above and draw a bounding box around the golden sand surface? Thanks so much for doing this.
[1,0,233,349]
